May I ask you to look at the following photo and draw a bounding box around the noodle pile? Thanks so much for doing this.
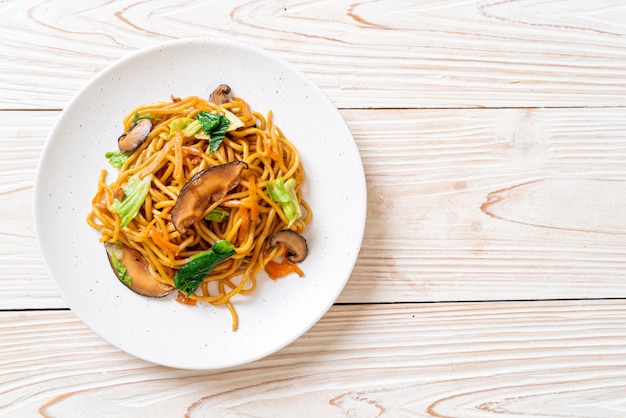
[87,90,311,330]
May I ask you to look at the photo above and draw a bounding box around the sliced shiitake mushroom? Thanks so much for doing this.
[104,242,174,297]
[210,84,231,105]
[118,118,152,152]
[171,161,247,234]
[269,230,308,263]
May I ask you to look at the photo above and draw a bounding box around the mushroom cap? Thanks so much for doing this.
[269,230,308,263]
[210,84,231,105]
[171,161,248,234]
[118,118,152,152]
[105,242,174,298]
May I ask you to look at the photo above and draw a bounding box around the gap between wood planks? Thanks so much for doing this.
[3,105,626,112]
[2,298,626,313]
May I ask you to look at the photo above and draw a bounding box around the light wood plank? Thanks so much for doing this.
[3,1,625,415]
[1,301,625,416]
[4,107,626,309]
[0,111,62,309]
[1,0,626,109]
[339,106,626,302]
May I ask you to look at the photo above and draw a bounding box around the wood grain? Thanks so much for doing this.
[1,300,625,417]
[2,2,626,414]
[0,111,61,309]
[340,106,626,303]
[4,107,626,309]
[0,0,625,110]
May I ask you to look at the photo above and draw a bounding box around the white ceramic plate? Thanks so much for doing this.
[34,38,366,370]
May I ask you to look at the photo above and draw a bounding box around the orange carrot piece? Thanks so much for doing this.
[149,225,179,267]
[249,175,258,221]
[238,206,249,243]
[265,259,304,280]
[149,225,179,253]
[182,145,204,156]
[176,291,197,306]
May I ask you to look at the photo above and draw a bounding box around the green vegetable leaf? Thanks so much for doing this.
[205,207,230,222]
[110,252,131,285]
[174,240,236,295]
[216,106,245,132]
[266,177,302,227]
[132,112,161,123]
[169,117,194,133]
[181,119,204,137]
[104,243,131,286]
[110,173,153,227]
[105,150,131,168]
[161,117,196,140]
[196,111,230,154]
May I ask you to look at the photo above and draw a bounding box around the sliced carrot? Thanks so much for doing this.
[149,225,179,266]
[249,175,258,221]
[265,258,304,280]
[238,206,250,243]
[149,225,179,253]
[176,291,197,306]
[182,145,204,156]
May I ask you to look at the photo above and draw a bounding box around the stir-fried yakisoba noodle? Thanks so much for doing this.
[87,85,311,331]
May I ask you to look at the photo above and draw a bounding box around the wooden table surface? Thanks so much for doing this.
[3,1,626,416]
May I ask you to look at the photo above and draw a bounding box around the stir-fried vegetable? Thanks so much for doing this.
[105,243,132,286]
[104,150,130,168]
[132,112,161,123]
[161,107,244,155]
[266,177,302,227]
[265,258,304,280]
[110,173,153,227]
[216,106,245,131]
[196,111,230,154]
[205,207,231,222]
[174,240,236,296]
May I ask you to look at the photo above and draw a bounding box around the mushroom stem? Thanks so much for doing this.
[269,230,308,263]
[210,84,231,105]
